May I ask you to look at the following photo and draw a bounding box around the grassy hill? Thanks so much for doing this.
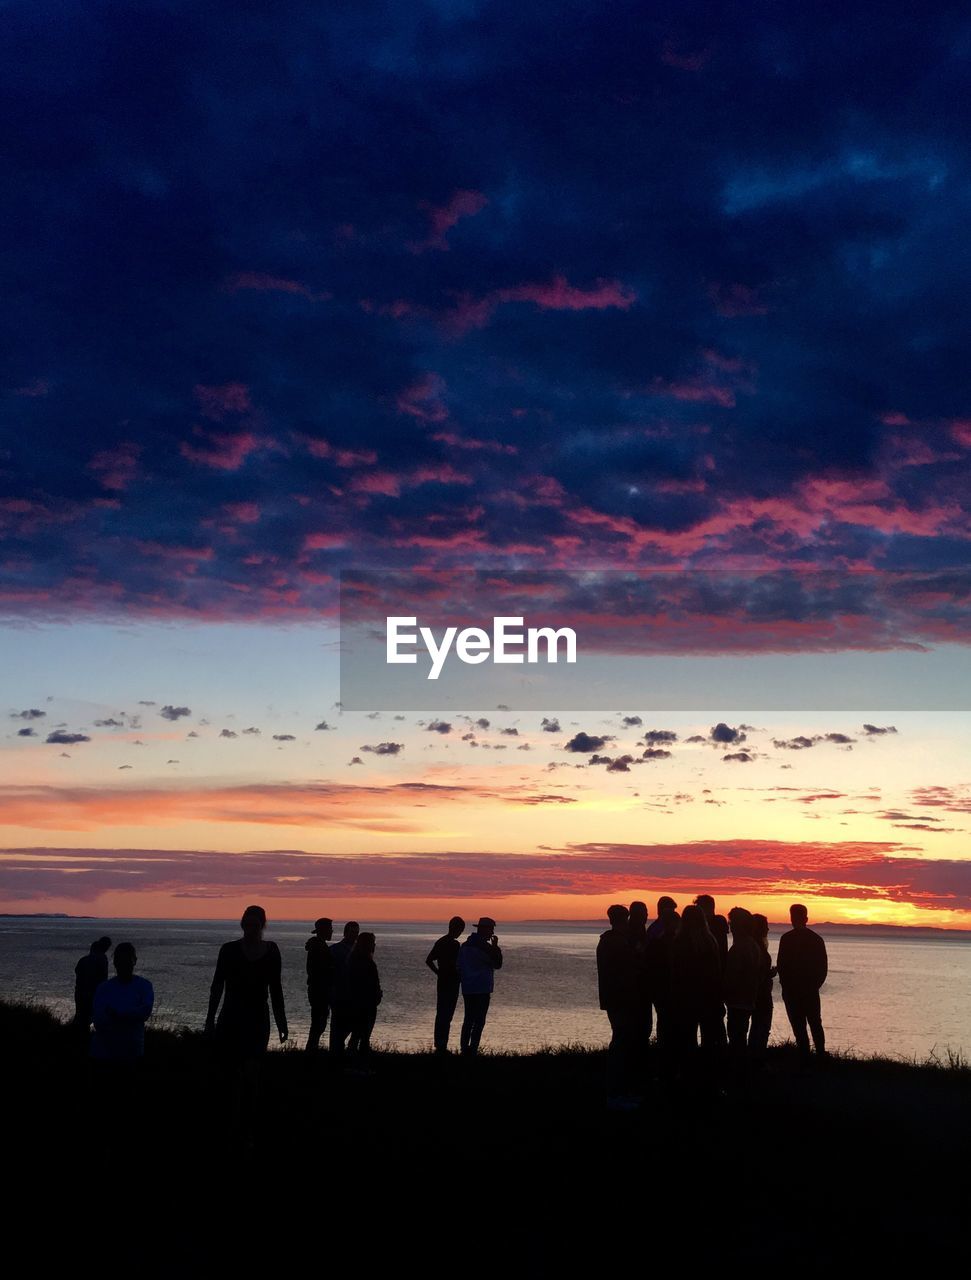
[5,999,967,1264]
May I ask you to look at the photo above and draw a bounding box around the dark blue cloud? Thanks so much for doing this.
[2,1,970,618]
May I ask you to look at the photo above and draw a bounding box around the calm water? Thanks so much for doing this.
[2,918,969,1061]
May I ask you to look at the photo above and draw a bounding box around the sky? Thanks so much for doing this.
[1,1,970,924]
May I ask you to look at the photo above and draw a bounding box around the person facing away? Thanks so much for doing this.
[90,942,154,1062]
[458,917,502,1056]
[748,913,775,1060]
[74,936,112,1030]
[645,896,677,941]
[597,905,640,1107]
[646,902,681,1058]
[346,932,383,1060]
[627,900,654,1042]
[426,915,465,1054]
[205,905,288,1058]
[723,907,762,1055]
[305,917,334,1053]
[329,921,361,1054]
[670,904,723,1058]
[777,903,828,1064]
[694,895,729,969]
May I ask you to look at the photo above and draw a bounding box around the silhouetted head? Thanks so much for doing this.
[751,912,769,947]
[694,894,715,916]
[628,900,648,928]
[92,935,112,954]
[343,921,360,942]
[607,903,629,928]
[448,915,465,937]
[113,942,137,980]
[790,903,809,927]
[312,917,333,941]
[474,917,497,938]
[240,905,266,939]
[728,906,753,937]
[679,904,708,935]
[355,931,376,957]
[657,896,677,915]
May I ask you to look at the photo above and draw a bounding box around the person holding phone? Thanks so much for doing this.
[457,917,503,1056]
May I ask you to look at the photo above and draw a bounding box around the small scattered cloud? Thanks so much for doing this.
[541,717,561,733]
[362,742,404,755]
[160,705,192,721]
[564,732,611,753]
[46,731,91,745]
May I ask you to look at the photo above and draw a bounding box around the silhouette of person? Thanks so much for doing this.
[748,912,775,1061]
[346,932,383,1061]
[305,917,334,1052]
[74,936,111,1031]
[458,917,502,1056]
[597,904,640,1106]
[329,921,360,1056]
[205,906,288,1140]
[777,903,828,1065]
[694,895,729,968]
[724,907,761,1084]
[90,942,154,1063]
[646,901,681,1063]
[670,904,723,1082]
[627,900,653,1069]
[645,896,677,941]
[426,915,465,1054]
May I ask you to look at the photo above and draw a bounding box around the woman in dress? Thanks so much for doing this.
[205,905,288,1140]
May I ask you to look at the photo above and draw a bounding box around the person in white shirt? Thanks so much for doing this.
[90,942,154,1062]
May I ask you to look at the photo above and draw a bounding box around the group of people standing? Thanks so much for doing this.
[597,895,828,1106]
[70,896,827,1125]
[304,912,503,1060]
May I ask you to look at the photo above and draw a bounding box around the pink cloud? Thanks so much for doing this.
[88,442,141,491]
[224,272,329,301]
[194,383,252,419]
[396,372,448,421]
[180,429,261,471]
[410,189,488,252]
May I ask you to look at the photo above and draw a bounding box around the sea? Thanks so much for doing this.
[2,917,969,1061]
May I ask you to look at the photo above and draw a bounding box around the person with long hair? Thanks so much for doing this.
[749,912,775,1063]
[670,904,722,1087]
[205,905,288,1141]
[347,931,383,1062]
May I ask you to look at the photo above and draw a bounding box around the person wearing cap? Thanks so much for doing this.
[74,935,112,1031]
[457,917,502,1056]
[426,915,465,1054]
[305,917,334,1052]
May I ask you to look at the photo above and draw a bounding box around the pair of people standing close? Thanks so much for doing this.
[307,918,383,1059]
[427,916,502,1055]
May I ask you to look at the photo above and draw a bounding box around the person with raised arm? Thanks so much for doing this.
[458,917,503,1056]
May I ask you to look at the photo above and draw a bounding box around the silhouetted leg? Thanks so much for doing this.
[434,979,460,1052]
[469,993,490,1054]
[460,994,474,1054]
[330,1001,352,1057]
[359,1008,377,1059]
[784,995,811,1062]
[606,1006,638,1098]
[749,1006,772,1063]
[726,1007,752,1091]
[306,1000,329,1051]
[804,990,826,1056]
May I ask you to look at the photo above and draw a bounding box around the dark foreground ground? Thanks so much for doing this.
[6,999,968,1268]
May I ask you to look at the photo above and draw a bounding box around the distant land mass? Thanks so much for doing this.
[0,913,80,919]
